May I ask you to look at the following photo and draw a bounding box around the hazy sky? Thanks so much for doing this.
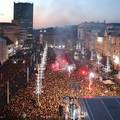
[0,0,120,28]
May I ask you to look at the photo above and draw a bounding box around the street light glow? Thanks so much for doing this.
[113,55,120,65]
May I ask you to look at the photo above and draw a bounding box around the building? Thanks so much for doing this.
[95,23,120,69]
[78,22,106,50]
[34,25,77,50]
[13,2,33,48]
[53,25,77,50]
[0,36,13,64]
[107,23,120,35]
[0,22,20,47]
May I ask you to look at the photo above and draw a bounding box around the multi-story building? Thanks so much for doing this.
[95,23,120,69]
[0,36,13,64]
[13,2,33,48]
[0,22,20,44]
[0,22,21,52]
[95,32,110,56]
[78,22,106,51]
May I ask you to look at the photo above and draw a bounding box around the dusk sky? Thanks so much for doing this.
[0,0,120,28]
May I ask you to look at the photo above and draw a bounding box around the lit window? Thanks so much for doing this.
[97,37,103,43]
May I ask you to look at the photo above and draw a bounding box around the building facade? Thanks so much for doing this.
[0,22,20,43]
[78,22,106,51]
[13,2,33,48]
[95,23,120,69]
[0,22,21,51]
[0,36,13,64]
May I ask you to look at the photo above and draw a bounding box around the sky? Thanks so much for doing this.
[0,0,120,28]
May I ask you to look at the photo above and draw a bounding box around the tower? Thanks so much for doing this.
[13,2,33,48]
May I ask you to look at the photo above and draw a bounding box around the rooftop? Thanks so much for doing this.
[0,22,18,26]
[82,97,120,120]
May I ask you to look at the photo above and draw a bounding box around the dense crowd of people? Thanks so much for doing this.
[0,52,34,118]
[2,59,120,120]
[1,48,120,120]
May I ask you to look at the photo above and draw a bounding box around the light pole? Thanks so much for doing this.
[65,96,69,120]
[27,67,29,83]
[6,80,9,104]
[0,72,2,81]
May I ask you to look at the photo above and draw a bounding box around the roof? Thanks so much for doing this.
[81,97,120,120]
[0,36,13,45]
[0,22,18,26]
[14,2,33,5]
[107,23,120,26]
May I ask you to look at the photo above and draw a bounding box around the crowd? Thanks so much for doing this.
[1,48,120,120]
[2,59,120,120]
[0,51,34,117]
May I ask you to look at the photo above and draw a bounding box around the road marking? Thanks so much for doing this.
[84,99,95,120]
[100,99,114,120]
[79,98,89,120]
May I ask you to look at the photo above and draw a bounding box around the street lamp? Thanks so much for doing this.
[35,43,48,106]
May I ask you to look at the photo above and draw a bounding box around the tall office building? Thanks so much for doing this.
[13,2,33,48]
